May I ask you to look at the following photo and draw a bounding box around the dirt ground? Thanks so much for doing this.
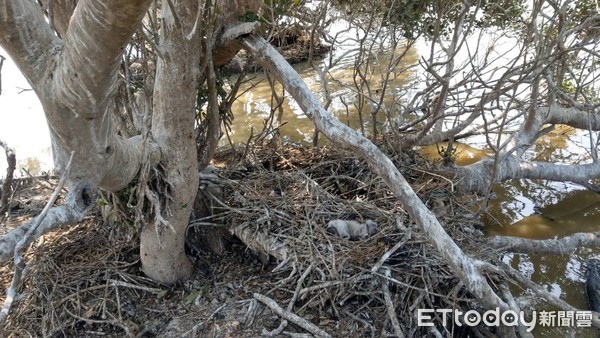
[0,144,494,337]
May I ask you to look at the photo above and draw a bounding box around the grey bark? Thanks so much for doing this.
[0,140,15,216]
[139,0,203,284]
[452,104,600,193]
[0,181,94,263]
[1,0,153,192]
[0,0,263,285]
[489,232,600,255]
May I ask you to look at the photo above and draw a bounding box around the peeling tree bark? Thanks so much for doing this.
[139,0,203,284]
[0,0,153,191]
[0,0,164,278]
[241,34,508,311]
[0,0,265,285]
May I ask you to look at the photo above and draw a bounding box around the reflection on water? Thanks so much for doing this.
[2,19,597,332]
[229,44,599,329]
[418,142,491,166]
[486,189,600,240]
[417,128,600,336]
[445,127,600,337]
[226,44,419,144]
[419,125,599,240]
[485,124,599,239]
[502,252,598,337]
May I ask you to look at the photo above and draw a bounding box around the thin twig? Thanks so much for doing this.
[64,308,135,338]
[254,293,332,338]
[372,218,409,273]
[381,268,405,338]
[411,168,454,192]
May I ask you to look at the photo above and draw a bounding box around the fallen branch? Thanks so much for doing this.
[0,173,96,264]
[488,232,600,255]
[372,217,410,273]
[64,308,135,338]
[263,263,317,337]
[254,292,332,338]
[502,263,600,328]
[381,268,405,338]
[231,223,288,262]
[0,152,74,328]
[242,34,507,311]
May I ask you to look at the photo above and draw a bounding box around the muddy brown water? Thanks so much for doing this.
[420,136,600,337]
[226,44,420,144]
[2,27,596,334]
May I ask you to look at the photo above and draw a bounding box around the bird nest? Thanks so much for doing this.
[199,144,492,336]
[0,144,494,337]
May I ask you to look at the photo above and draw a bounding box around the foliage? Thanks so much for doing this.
[330,0,526,39]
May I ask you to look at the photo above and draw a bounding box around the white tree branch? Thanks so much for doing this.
[254,293,333,338]
[0,180,95,264]
[0,152,75,326]
[0,0,60,85]
[55,0,153,119]
[544,105,600,130]
[241,34,507,311]
[454,155,600,193]
[488,232,600,255]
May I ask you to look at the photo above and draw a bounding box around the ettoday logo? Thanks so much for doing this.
[417,308,594,332]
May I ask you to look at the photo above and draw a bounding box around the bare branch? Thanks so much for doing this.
[0,0,60,85]
[241,34,508,310]
[0,179,95,264]
[56,0,154,119]
[254,293,333,338]
[489,232,600,255]
[380,268,405,338]
[0,152,74,327]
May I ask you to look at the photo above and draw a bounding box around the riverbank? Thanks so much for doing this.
[222,27,332,73]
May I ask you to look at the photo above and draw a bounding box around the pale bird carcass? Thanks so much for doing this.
[326,219,378,241]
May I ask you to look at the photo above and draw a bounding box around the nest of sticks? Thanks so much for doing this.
[201,144,494,336]
[0,144,496,337]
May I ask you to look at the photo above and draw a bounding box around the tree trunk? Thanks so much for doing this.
[139,0,203,284]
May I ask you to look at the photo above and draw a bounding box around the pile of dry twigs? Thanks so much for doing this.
[200,144,493,337]
[0,144,494,337]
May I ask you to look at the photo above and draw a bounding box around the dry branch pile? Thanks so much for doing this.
[201,144,496,337]
[0,144,499,337]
